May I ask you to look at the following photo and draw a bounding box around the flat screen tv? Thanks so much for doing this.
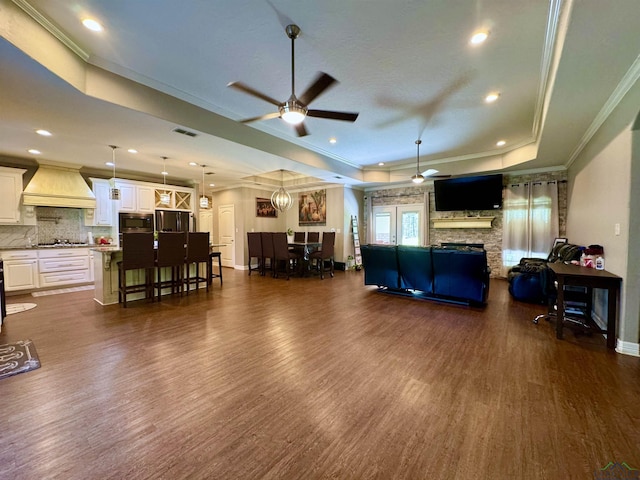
[434,174,503,211]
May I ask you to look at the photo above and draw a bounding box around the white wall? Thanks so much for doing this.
[212,185,362,267]
[566,80,640,347]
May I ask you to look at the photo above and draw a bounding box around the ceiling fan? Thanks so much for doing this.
[411,139,449,183]
[227,24,359,137]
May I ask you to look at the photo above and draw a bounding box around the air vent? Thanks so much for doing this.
[172,127,198,137]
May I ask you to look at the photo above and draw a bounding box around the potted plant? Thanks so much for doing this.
[347,255,355,269]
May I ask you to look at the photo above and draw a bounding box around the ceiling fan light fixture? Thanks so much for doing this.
[411,139,425,184]
[280,102,307,124]
[470,31,489,45]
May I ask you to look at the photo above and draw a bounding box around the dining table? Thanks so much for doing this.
[288,241,322,275]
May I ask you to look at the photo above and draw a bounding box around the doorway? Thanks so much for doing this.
[372,204,426,246]
[218,204,235,268]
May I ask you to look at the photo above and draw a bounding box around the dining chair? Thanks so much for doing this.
[247,232,262,276]
[293,231,305,242]
[155,231,186,300]
[118,232,155,307]
[273,232,300,280]
[184,232,210,294]
[309,231,335,279]
[307,231,320,243]
[260,232,275,277]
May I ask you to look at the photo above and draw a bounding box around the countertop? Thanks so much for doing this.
[0,244,112,251]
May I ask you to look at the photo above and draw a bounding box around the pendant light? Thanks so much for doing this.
[411,139,425,184]
[271,169,293,212]
[160,156,171,205]
[199,165,209,209]
[109,145,121,200]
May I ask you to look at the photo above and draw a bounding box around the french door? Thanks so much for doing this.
[372,204,425,246]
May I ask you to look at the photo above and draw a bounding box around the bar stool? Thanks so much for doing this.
[118,232,155,307]
[209,251,223,285]
[155,232,187,300]
[184,232,210,294]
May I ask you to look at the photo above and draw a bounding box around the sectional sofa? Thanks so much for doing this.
[360,244,491,305]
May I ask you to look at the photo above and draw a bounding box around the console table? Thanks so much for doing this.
[549,263,622,349]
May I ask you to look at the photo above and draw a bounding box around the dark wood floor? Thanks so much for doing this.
[1,269,639,479]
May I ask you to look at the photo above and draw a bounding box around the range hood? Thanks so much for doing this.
[22,162,96,209]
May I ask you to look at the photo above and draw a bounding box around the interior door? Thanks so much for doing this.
[218,204,235,268]
[372,204,425,246]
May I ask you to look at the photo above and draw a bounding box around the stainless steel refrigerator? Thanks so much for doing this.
[155,210,195,233]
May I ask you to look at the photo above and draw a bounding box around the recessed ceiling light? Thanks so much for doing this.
[378,162,385,166]
[470,31,489,45]
[82,18,103,32]
[28,149,41,155]
[329,137,337,144]
[209,183,215,187]
[36,129,52,136]
[485,92,500,103]
[105,162,114,167]
[161,171,168,176]
[496,140,506,147]
[127,149,138,154]
[189,162,198,166]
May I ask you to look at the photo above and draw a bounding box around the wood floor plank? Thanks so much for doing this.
[1,270,639,479]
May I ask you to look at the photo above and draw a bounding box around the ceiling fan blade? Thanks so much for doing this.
[227,81,282,107]
[298,73,337,106]
[294,122,308,137]
[238,112,281,123]
[307,109,359,122]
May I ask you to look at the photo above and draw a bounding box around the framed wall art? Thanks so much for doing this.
[298,189,326,226]
[256,198,277,218]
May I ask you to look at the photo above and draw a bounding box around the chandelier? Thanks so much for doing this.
[271,169,293,212]
[108,145,121,200]
[160,156,171,205]
[199,165,209,209]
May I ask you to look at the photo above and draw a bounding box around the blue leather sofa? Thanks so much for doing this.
[361,244,490,305]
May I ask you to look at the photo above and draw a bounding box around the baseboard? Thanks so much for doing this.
[616,340,640,357]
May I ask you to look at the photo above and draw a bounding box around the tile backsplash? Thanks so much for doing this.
[0,207,113,247]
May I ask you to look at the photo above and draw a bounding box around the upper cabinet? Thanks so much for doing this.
[85,178,115,226]
[115,180,155,213]
[154,186,193,211]
[112,179,194,213]
[0,166,26,224]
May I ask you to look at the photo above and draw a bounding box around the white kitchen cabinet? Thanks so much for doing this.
[0,167,26,224]
[38,248,91,288]
[136,185,155,213]
[85,178,114,226]
[0,250,38,291]
[116,181,154,213]
[116,182,136,212]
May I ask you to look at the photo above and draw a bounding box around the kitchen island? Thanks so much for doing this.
[92,246,213,305]
[92,246,122,305]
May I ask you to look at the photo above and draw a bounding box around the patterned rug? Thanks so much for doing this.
[6,303,37,315]
[0,340,41,380]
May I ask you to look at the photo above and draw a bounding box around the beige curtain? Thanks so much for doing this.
[502,181,559,275]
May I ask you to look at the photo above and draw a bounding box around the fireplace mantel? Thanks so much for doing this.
[432,216,495,229]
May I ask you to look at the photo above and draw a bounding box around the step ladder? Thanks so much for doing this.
[351,215,362,270]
